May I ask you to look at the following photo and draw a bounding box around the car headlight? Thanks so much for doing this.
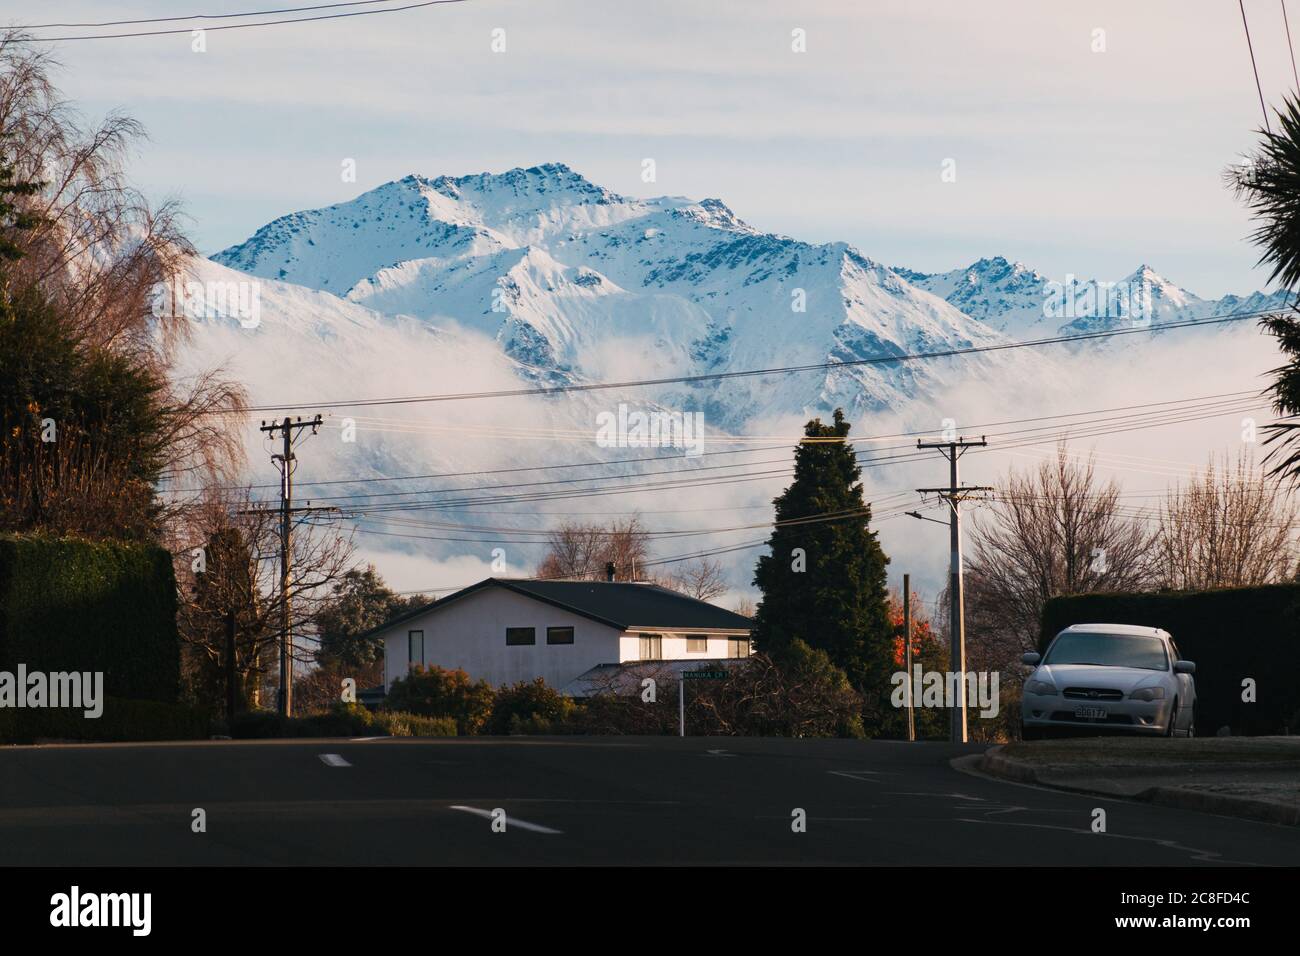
[1129,687,1165,701]
[1024,679,1057,696]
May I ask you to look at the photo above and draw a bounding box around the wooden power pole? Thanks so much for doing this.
[258,415,325,718]
[915,436,992,744]
[903,573,915,741]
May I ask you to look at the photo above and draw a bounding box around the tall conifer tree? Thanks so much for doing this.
[751,409,893,723]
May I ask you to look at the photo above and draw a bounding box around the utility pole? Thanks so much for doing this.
[903,573,915,742]
[258,415,324,718]
[225,610,238,725]
[915,436,992,744]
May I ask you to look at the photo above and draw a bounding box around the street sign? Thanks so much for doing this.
[683,670,726,680]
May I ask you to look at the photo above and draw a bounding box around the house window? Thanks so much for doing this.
[408,630,424,666]
[728,637,750,658]
[686,635,708,653]
[506,627,536,646]
[547,626,574,645]
[638,633,662,660]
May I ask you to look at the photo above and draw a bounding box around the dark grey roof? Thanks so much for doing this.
[360,577,752,639]
[492,579,752,631]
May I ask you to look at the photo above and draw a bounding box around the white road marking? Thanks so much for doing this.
[827,769,899,782]
[890,791,986,800]
[449,805,562,834]
[702,749,735,757]
[319,753,352,767]
[349,736,385,742]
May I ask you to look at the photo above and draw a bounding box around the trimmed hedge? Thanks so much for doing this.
[1041,584,1300,736]
[0,534,180,702]
[0,696,209,744]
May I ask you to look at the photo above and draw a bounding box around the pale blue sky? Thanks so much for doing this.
[10,0,1296,296]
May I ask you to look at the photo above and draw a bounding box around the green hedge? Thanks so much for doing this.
[1041,584,1300,736]
[0,534,180,702]
[0,696,209,744]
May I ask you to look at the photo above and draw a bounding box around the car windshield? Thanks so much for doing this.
[1044,632,1168,671]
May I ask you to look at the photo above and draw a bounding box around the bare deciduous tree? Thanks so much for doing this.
[1156,451,1300,589]
[168,489,354,712]
[963,442,1157,674]
[659,557,729,601]
[536,516,651,580]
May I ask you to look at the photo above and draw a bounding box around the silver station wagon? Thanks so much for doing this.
[1020,624,1197,739]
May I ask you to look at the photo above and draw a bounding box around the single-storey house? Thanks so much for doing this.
[368,577,754,694]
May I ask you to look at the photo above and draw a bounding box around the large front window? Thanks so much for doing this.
[1044,633,1168,671]
[638,634,662,660]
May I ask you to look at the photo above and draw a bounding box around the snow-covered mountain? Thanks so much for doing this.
[897,256,1291,340]
[212,163,1047,432]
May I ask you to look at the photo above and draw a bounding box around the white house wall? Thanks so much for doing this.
[383,587,624,691]
[617,632,751,662]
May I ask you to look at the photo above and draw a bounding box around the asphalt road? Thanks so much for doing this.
[0,736,1297,866]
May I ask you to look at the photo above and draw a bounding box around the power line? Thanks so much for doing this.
[337,400,1266,514]
[21,0,468,42]
[376,505,934,599]
[22,0,404,28]
[256,410,1252,521]
[184,393,1269,575]
[318,398,1280,594]
[256,403,1268,567]
[1241,0,1274,132]
[349,493,917,535]
[1284,0,1294,89]
[167,389,1259,495]
[233,309,1275,414]
[267,394,1265,513]
[339,503,908,548]
[352,498,921,544]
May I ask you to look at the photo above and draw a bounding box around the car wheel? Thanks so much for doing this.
[1185,707,1195,738]
[1165,700,1178,737]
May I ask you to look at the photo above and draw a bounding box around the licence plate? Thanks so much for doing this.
[1074,706,1107,720]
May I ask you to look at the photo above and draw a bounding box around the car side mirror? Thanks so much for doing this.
[1174,660,1196,675]
[1022,652,1041,666]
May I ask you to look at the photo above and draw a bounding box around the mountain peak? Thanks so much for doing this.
[426,162,623,205]
[674,197,753,233]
